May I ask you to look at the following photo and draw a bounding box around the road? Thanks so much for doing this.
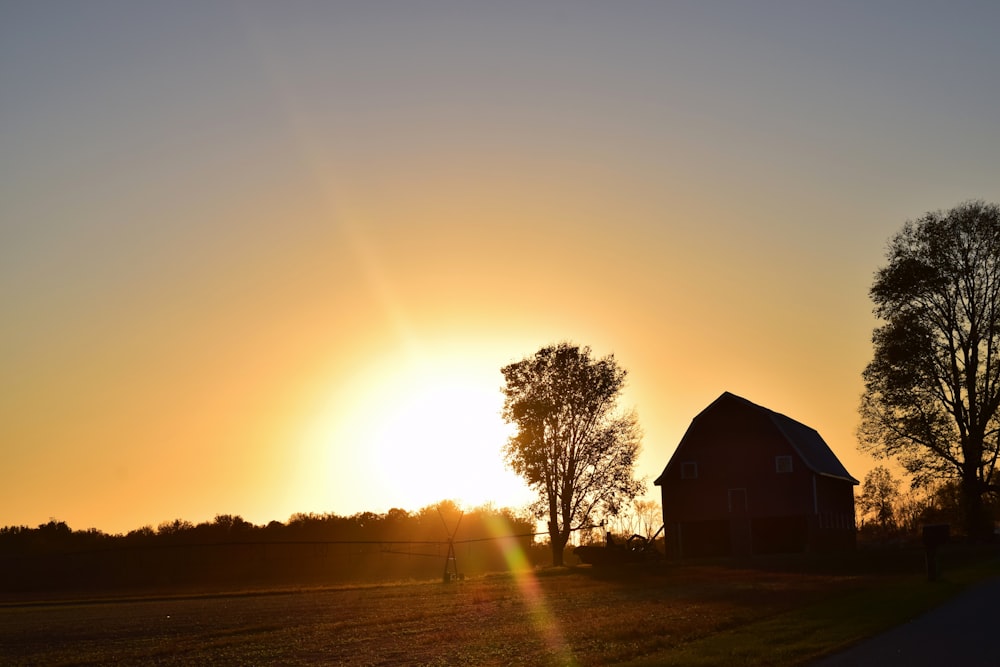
[812,577,1000,667]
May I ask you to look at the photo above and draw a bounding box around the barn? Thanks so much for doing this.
[654,392,858,558]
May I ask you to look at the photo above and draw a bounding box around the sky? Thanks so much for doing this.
[3,1,999,535]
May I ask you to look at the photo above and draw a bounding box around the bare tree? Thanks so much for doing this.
[857,465,901,531]
[895,488,933,534]
[501,343,644,566]
[632,499,661,538]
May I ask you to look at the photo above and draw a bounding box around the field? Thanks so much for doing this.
[0,554,992,666]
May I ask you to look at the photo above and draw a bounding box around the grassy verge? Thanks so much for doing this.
[620,557,999,667]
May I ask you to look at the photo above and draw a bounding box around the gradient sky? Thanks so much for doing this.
[3,2,999,534]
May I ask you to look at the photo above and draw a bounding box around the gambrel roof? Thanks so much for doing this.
[656,392,859,485]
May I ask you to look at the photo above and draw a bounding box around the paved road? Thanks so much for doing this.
[811,577,1000,667]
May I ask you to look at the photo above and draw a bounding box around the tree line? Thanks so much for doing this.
[856,465,1000,542]
[0,502,537,593]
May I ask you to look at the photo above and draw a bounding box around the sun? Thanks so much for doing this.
[365,377,525,510]
[303,352,535,515]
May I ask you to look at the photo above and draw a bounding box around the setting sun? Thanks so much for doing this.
[366,377,522,509]
[300,350,535,515]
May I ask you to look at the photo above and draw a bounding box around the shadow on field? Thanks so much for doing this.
[574,540,999,583]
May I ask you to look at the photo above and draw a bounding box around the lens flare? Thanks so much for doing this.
[483,514,575,664]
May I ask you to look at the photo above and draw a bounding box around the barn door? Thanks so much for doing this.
[728,488,751,557]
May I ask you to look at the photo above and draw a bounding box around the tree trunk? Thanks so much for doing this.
[548,519,568,566]
[960,474,989,539]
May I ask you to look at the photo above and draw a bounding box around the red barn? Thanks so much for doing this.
[654,392,858,558]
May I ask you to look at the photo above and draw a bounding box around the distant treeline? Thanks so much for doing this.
[0,502,539,593]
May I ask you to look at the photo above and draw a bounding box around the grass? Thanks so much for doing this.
[621,553,999,666]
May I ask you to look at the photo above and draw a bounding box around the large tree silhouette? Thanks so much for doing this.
[501,343,643,566]
[859,201,1000,537]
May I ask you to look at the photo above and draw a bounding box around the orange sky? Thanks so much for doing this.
[3,3,1000,534]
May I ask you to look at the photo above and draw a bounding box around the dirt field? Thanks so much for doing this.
[0,565,865,666]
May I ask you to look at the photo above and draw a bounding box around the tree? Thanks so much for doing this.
[857,466,900,533]
[633,499,662,539]
[606,499,661,540]
[859,200,1000,537]
[501,342,644,566]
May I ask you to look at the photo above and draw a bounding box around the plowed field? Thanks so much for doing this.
[0,566,863,666]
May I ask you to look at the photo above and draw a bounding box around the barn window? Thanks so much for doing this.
[681,462,698,479]
[775,456,793,473]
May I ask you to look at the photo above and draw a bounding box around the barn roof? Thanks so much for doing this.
[656,392,859,485]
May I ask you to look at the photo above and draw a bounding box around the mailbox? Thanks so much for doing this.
[921,524,949,581]
[922,524,950,549]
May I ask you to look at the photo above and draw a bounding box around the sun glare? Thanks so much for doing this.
[303,353,534,515]
[365,373,528,511]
